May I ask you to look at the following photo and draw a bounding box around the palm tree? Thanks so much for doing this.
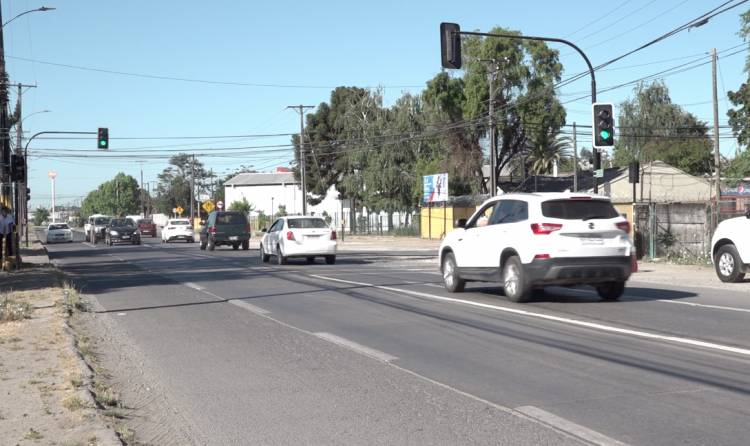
[526,130,572,191]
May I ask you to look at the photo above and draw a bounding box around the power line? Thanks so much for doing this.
[5,54,424,90]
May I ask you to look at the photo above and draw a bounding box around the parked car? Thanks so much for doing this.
[260,216,337,265]
[199,211,251,251]
[138,218,157,237]
[438,193,634,302]
[104,218,141,245]
[46,223,73,243]
[161,218,195,243]
[87,215,111,244]
[711,208,750,282]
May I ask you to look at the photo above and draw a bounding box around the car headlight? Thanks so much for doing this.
[110,230,119,236]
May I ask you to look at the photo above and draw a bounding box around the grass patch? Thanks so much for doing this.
[24,428,43,440]
[94,382,120,407]
[62,284,89,313]
[115,424,135,443]
[62,395,87,412]
[102,408,126,419]
[0,295,33,322]
[70,375,84,388]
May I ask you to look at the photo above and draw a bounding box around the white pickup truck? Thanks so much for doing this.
[711,209,750,282]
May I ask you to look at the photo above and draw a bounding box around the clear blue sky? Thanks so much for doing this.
[3,0,747,209]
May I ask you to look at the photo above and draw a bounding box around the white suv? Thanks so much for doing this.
[439,193,634,302]
[711,210,750,282]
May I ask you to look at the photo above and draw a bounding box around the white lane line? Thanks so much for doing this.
[314,332,398,363]
[82,242,95,248]
[309,274,750,358]
[228,299,271,315]
[184,282,205,291]
[656,299,750,314]
[515,406,629,446]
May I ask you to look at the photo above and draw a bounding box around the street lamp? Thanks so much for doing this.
[2,7,55,28]
[20,109,50,126]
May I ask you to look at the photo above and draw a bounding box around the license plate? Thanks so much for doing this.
[229,236,239,241]
[122,236,130,239]
[580,237,603,245]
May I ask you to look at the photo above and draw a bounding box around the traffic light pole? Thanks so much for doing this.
[22,130,95,246]
[456,30,597,192]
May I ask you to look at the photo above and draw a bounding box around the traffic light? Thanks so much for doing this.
[10,154,25,182]
[440,22,462,69]
[97,127,109,149]
[592,103,615,148]
[629,161,640,184]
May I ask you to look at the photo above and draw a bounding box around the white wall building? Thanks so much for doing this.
[224,172,347,226]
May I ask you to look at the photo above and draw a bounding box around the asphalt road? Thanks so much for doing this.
[43,230,750,445]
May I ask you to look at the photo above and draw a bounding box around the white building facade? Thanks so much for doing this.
[224,172,347,226]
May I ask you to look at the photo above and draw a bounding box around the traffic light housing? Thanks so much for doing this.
[97,127,109,149]
[10,154,25,182]
[440,22,462,69]
[629,161,640,184]
[592,103,614,148]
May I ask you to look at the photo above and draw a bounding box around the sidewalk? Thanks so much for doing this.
[0,230,120,446]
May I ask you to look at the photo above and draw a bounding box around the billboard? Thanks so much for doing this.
[423,173,448,203]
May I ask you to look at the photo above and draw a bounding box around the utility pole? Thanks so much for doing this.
[573,122,578,192]
[488,67,497,196]
[13,83,36,250]
[287,105,314,215]
[712,48,721,230]
[190,154,196,222]
[140,167,144,216]
[0,4,11,206]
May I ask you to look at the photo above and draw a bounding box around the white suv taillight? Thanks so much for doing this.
[330,230,337,240]
[530,223,563,235]
[616,221,630,233]
[286,231,295,241]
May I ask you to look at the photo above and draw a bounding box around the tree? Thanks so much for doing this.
[228,197,253,214]
[33,207,49,226]
[154,154,208,214]
[81,173,141,218]
[461,28,566,187]
[728,9,750,148]
[526,131,572,191]
[613,81,713,176]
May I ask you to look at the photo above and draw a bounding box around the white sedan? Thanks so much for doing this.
[161,219,195,243]
[260,216,337,265]
[46,223,73,243]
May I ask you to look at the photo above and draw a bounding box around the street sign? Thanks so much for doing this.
[175,206,184,215]
[594,169,604,178]
[202,201,215,213]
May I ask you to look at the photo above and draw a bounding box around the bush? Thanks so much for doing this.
[0,295,33,322]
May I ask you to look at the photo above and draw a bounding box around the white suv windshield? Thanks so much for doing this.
[541,199,618,220]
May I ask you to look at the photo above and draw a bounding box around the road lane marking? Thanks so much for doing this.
[184,282,205,291]
[314,332,398,363]
[515,406,629,446]
[228,299,271,315]
[309,274,750,358]
[656,299,750,314]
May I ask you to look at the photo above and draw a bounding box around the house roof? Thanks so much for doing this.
[225,172,298,186]
[498,167,625,193]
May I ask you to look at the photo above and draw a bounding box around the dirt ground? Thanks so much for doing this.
[0,251,120,445]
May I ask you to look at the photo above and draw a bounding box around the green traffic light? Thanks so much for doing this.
[600,130,611,140]
[99,140,106,146]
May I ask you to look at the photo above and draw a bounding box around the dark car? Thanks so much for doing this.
[105,218,141,246]
[199,211,250,251]
[138,218,157,237]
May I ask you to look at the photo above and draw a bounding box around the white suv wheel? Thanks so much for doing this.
[718,252,735,277]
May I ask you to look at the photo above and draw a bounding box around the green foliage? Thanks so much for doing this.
[81,173,140,218]
[33,207,49,226]
[526,131,571,175]
[276,205,287,217]
[153,154,208,215]
[725,148,750,184]
[613,81,713,175]
[228,197,253,214]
